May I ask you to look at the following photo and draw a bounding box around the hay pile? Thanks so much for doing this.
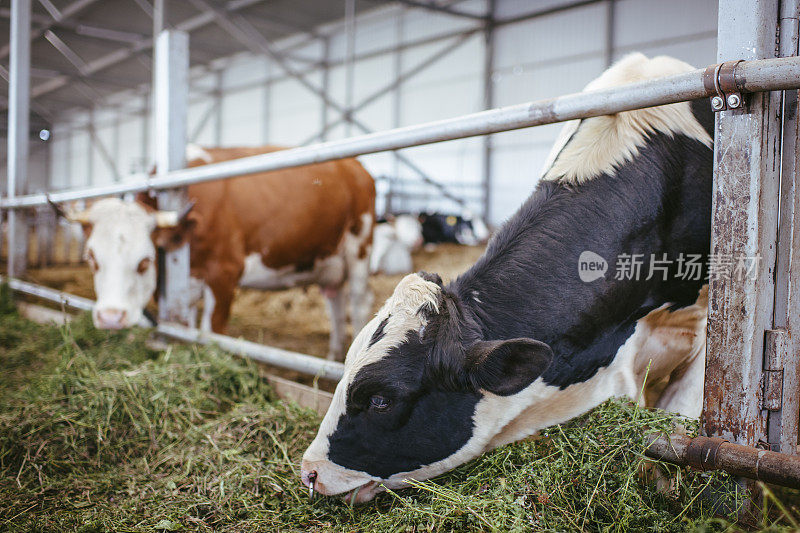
[1,284,798,532]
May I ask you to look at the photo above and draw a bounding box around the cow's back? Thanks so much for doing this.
[186,146,375,270]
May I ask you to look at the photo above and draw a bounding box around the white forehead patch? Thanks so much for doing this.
[84,198,156,257]
[384,273,440,317]
[342,273,441,378]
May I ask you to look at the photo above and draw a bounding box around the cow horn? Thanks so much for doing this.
[154,200,195,228]
[154,210,179,228]
[69,210,92,224]
[47,197,68,219]
[49,197,91,224]
[178,200,196,221]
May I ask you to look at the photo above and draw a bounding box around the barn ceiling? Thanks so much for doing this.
[0,0,399,136]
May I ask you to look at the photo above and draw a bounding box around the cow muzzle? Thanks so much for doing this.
[300,459,381,504]
[94,308,129,329]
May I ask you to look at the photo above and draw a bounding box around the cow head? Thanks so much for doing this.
[301,272,552,504]
[60,197,191,329]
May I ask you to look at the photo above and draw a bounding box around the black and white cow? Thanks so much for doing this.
[419,211,490,246]
[301,53,714,504]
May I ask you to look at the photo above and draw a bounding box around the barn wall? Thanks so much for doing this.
[0,137,49,196]
[44,0,718,226]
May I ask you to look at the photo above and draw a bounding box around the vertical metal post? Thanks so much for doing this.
[141,93,150,173]
[262,58,271,144]
[62,132,72,262]
[86,109,95,186]
[214,70,223,145]
[153,0,165,35]
[703,0,780,456]
[320,37,330,142]
[6,0,31,277]
[149,0,163,164]
[770,0,800,455]
[388,6,404,215]
[153,30,191,325]
[604,0,616,68]
[481,0,496,223]
[113,109,121,179]
[33,206,42,268]
[344,0,356,136]
[43,143,53,265]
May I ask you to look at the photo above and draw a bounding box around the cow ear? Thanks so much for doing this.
[49,199,93,235]
[418,271,442,286]
[152,213,197,250]
[466,338,553,396]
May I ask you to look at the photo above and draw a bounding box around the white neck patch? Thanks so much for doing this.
[342,273,441,375]
[542,53,712,185]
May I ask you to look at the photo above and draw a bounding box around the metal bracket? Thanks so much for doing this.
[763,329,788,412]
[686,436,728,471]
[763,369,785,411]
[704,60,745,112]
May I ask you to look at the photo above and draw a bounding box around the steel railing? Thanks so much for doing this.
[3,56,800,209]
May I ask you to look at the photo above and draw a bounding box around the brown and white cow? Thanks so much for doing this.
[300,53,714,502]
[64,145,375,360]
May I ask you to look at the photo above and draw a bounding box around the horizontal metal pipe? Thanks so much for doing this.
[156,323,344,381]
[5,56,800,209]
[4,276,94,312]
[1,276,345,381]
[646,434,800,489]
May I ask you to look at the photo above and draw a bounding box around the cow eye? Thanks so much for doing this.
[87,250,99,273]
[137,257,152,274]
[369,395,390,412]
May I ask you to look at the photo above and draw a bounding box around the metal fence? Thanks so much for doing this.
[3,0,800,498]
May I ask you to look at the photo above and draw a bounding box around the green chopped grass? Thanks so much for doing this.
[0,284,798,532]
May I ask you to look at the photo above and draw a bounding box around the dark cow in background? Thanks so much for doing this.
[62,145,375,360]
[419,211,489,246]
[371,210,489,275]
[301,53,714,502]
